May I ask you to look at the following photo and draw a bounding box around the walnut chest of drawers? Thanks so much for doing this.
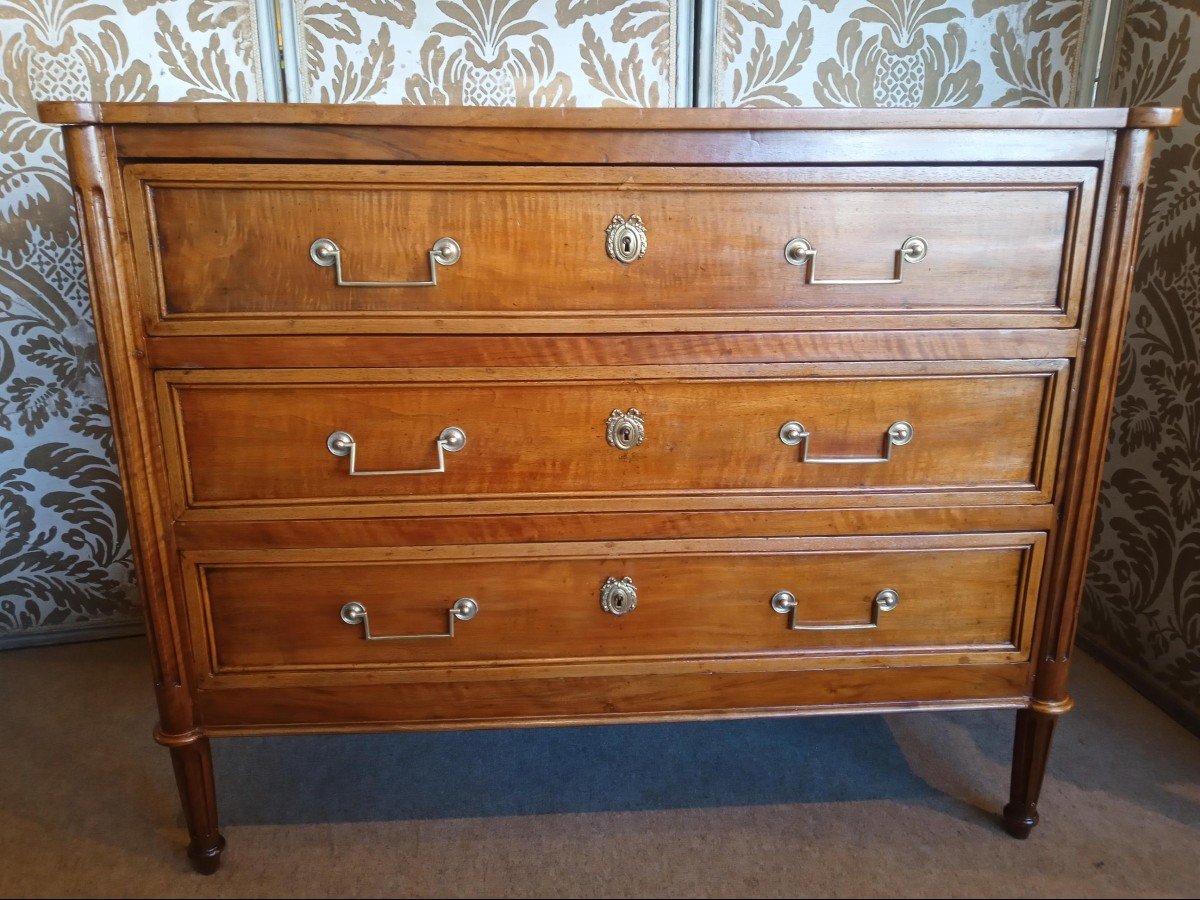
[42,101,1177,873]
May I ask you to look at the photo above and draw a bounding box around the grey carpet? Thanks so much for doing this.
[1,637,1196,898]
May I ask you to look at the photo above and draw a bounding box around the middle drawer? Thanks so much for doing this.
[159,361,1069,516]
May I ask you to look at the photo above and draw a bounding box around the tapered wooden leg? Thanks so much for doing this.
[1002,707,1058,838]
[157,728,225,873]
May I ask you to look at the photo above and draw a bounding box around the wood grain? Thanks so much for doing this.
[191,533,1044,673]
[38,101,1177,129]
[158,362,1069,515]
[114,126,1118,167]
[61,124,224,872]
[171,505,1056,551]
[124,164,1094,333]
[143,330,1082,369]
[195,663,1033,732]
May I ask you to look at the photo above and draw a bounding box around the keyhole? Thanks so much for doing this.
[622,234,633,255]
[620,425,632,443]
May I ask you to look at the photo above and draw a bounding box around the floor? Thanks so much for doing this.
[1,638,1197,898]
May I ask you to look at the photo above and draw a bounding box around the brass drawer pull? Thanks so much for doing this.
[309,236,461,287]
[340,598,478,641]
[779,420,913,464]
[784,235,928,285]
[771,589,899,632]
[326,427,466,476]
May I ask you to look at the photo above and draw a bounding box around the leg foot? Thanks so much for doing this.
[1001,805,1038,839]
[1002,706,1058,839]
[188,833,226,875]
[159,729,225,873]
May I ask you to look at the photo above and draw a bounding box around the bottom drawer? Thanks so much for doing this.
[187,533,1045,675]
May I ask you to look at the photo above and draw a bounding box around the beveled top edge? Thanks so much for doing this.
[36,101,1178,130]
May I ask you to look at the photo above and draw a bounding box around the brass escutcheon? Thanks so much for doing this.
[606,214,647,264]
[606,408,646,450]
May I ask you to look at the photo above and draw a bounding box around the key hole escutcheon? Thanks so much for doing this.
[605,408,646,451]
[606,214,647,265]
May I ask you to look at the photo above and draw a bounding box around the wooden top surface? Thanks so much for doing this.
[37,101,1181,130]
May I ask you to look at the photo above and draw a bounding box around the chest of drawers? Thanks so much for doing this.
[42,101,1176,873]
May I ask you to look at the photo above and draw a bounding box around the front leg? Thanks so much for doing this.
[1002,700,1070,838]
[156,727,225,873]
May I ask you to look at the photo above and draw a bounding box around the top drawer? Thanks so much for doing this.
[124,164,1099,335]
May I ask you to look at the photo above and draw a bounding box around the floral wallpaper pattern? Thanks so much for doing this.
[292,0,680,106]
[1083,0,1200,724]
[712,0,1092,107]
[0,0,266,643]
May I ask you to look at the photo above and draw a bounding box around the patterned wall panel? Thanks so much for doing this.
[287,0,684,106]
[0,1,270,646]
[1083,0,1200,727]
[709,0,1094,107]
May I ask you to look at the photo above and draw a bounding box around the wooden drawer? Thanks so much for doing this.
[186,533,1045,675]
[127,164,1098,334]
[159,361,1069,517]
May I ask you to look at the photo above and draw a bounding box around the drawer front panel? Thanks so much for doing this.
[190,534,1045,674]
[161,362,1068,513]
[128,164,1097,333]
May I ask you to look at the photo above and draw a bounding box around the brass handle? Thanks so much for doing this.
[326,427,466,476]
[340,598,478,640]
[784,236,928,285]
[779,420,913,464]
[771,589,899,632]
[310,236,460,287]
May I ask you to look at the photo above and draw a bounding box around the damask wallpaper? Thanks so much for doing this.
[287,0,684,106]
[1083,0,1200,728]
[710,0,1094,107]
[0,0,270,646]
